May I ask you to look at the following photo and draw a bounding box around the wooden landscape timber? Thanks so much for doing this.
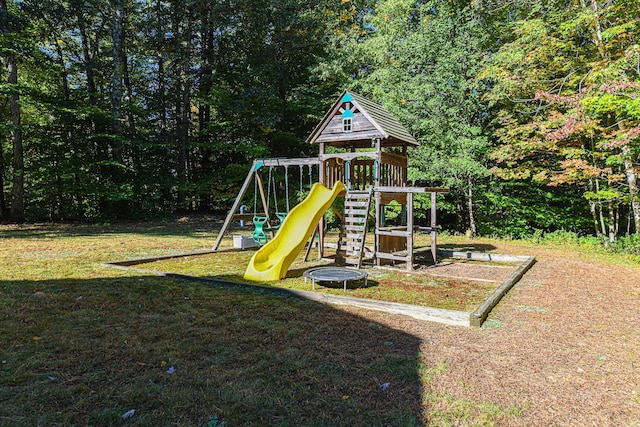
[469,255,537,327]
[103,247,535,328]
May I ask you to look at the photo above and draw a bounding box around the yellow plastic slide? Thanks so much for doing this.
[243,181,346,282]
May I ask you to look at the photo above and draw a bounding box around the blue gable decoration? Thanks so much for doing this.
[340,92,354,103]
[341,108,355,118]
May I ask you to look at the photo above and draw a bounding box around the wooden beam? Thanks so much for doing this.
[256,158,320,168]
[212,161,257,250]
[431,192,437,264]
[375,186,449,194]
[319,152,377,162]
[256,172,269,221]
[470,256,537,327]
[407,192,414,271]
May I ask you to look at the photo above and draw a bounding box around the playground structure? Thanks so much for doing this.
[213,91,449,279]
[103,91,534,328]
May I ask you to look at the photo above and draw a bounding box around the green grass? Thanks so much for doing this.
[0,220,521,426]
[139,249,498,312]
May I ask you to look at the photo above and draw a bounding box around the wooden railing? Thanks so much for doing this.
[321,152,407,190]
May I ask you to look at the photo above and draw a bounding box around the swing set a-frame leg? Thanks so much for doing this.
[213,160,269,251]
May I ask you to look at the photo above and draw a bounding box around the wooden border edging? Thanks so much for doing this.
[102,259,471,327]
[103,249,536,328]
[437,250,530,263]
[469,256,536,327]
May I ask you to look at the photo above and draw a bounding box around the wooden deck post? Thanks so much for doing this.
[407,192,414,271]
[431,192,437,264]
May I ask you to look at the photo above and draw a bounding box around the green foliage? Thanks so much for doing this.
[1,0,639,241]
[529,229,602,250]
[481,0,640,238]
[476,181,592,238]
[0,0,362,221]
[608,233,640,255]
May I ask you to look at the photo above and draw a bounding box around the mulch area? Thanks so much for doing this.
[341,240,640,425]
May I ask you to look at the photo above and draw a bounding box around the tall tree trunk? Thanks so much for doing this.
[1,0,24,222]
[589,179,605,241]
[579,0,609,60]
[467,176,477,237]
[0,138,5,221]
[620,135,640,234]
[608,200,616,243]
[76,10,97,103]
[175,80,187,207]
[198,5,214,209]
[54,40,70,102]
[111,0,124,160]
[0,0,5,220]
[123,51,136,134]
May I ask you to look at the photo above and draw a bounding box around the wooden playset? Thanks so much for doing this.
[214,91,449,272]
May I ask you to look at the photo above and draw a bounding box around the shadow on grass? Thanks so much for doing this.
[0,275,423,426]
[0,216,226,240]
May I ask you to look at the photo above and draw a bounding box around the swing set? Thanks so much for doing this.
[213,158,321,250]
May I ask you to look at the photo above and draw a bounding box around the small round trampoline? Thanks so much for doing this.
[303,267,368,292]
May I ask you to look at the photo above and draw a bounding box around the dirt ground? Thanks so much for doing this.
[342,240,640,426]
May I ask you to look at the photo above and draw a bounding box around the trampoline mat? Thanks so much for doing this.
[303,267,367,283]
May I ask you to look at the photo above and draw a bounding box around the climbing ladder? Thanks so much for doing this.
[339,190,372,269]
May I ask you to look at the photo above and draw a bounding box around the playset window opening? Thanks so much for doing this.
[342,117,352,132]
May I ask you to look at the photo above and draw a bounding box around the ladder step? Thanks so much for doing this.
[346,217,367,224]
[346,233,363,239]
[346,226,365,233]
[345,208,368,216]
[345,201,369,207]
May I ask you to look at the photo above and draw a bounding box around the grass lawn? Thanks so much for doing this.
[137,246,503,313]
[0,218,526,426]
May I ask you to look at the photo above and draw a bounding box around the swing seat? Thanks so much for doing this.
[252,211,288,244]
[252,216,269,245]
[270,212,287,230]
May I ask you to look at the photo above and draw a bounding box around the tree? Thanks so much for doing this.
[336,0,493,234]
[0,0,24,222]
[481,0,640,240]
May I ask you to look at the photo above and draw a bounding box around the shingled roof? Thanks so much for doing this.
[306,91,419,148]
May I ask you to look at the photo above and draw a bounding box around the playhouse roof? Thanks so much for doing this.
[306,91,419,148]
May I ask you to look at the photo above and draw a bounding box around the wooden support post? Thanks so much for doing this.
[213,161,257,250]
[431,192,437,264]
[407,192,414,271]
[256,172,270,220]
[319,143,326,257]
[375,190,381,266]
[304,225,319,262]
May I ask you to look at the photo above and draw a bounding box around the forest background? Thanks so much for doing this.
[1,0,639,249]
